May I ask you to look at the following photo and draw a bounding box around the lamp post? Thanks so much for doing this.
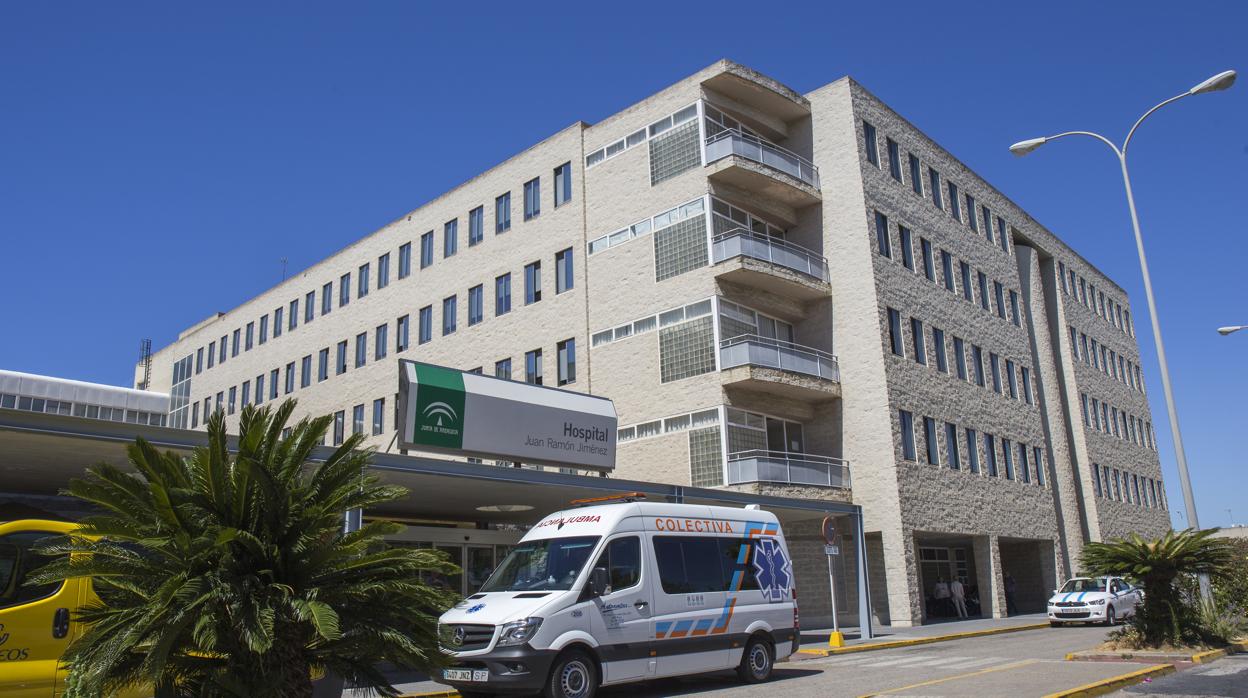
[1217,325,1246,336]
[1010,69,1236,601]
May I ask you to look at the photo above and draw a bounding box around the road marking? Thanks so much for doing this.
[858,654,942,667]
[930,656,1001,669]
[857,658,1038,697]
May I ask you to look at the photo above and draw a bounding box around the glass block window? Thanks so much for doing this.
[689,425,724,487]
[653,214,708,281]
[659,316,715,383]
[649,119,701,185]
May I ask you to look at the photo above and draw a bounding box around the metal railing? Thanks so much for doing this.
[712,227,829,282]
[726,449,850,488]
[704,128,820,189]
[719,334,840,382]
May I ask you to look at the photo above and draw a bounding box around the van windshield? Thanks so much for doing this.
[480,536,600,592]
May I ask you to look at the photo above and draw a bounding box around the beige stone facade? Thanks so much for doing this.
[145,60,1169,627]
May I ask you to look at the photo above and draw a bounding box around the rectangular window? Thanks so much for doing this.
[554,162,572,207]
[966,428,980,473]
[908,153,922,195]
[1018,443,1031,483]
[269,369,278,400]
[941,250,954,291]
[525,348,543,385]
[899,226,914,270]
[196,347,204,374]
[495,192,511,232]
[444,219,458,258]
[372,398,385,436]
[228,386,236,415]
[290,299,299,330]
[960,261,972,301]
[933,327,947,373]
[555,248,574,294]
[219,336,226,363]
[417,231,433,269]
[928,168,942,209]
[378,253,390,288]
[354,333,367,368]
[985,433,998,476]
[863,120,879,166]
[375,324,388,360]
[249,375,258,405]
[972,345,985,386]
[1002,438,1014,480]
[273,307,284,338]
[336,340,348,375]
[875,211,891,258]
[523,177,540,220]
[1006,359,1017,398]
[887,308,904,356]
[322,282,332,315]
[911,317,926,364]
[997,216,1009,252]
[358,263,370,298]
[259,315,268,344]
[945,423,960,469]
[920,238,935,281]
[284,362,295,394]
[468,206,484,246]
[967,194,979,232]
[524,261,542,304]
[1009,290,1021,326]
[495,358,512,379]
[1021,367,1032,405]
[339,272,351,307]
[994,281,1006,318]
[923,416,939,465]
[495,273,512,315]
[398,242,412,278]
[948,181,961,221]
[442,296,457,336]
[978,272,989,311]
[557,338,576,385]
[301,355,311,388]
[990,353,1002,393]
[981,205,993,244]
[333,411,344,446]
[953,336,967,380]
[232,329,240,357]
[352,404,364,436]
[318,348,328,382]
[419,306,432,344]
[886,138,901,180]
[899,409,916,460]
[245,322,254,351]
[396,315,410,352]
[468,285,483,326]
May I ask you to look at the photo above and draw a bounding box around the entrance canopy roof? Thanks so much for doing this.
[0,409,859,526]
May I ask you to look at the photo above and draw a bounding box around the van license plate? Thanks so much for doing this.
[443,669,488,682]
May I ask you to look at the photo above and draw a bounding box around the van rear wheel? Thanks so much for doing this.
[737,636,774,684]
[544,648,597,698]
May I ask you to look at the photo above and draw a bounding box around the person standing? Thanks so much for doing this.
[1005,572,1018,615]
[950,577,968,618]
[933,578,951,617]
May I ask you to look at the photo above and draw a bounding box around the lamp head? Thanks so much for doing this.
[1190,70,1237,95]
[1009,137,1048,157]
[1217,325,1245,336]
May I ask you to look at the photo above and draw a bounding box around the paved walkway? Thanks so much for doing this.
[798,613,1049,649]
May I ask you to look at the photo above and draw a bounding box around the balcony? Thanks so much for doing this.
[712,228,831,300]
[727,450,850,489]
[704,129,821,207]
[719,334,841,401]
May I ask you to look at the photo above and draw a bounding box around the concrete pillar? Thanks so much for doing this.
[973,534,1004,618]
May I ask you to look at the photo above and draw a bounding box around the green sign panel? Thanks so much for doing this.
[410,363,466,449]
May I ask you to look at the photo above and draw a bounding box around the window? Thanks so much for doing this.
[1002,438,1014,480]
[923,417,939,465]
[1019,443,1031,483]
[322,282,332,315]
[921,238,935,281]
[371,324,386,359]
[1006,359,1017,398]
[997,217,1008,252]
[875,211,891,258]
[467,206,484,246]
[589,536,642,592]
[972,345,985,386]
[468,285,484,326]
[301,292,312,324]
[396,315,410,352]
[978,272,989,311]
[399,242,412,279]
[908,154,922,195]
[289,299,299,330]
[420,231,434,268]
[899,225,914,270]
[495,192,511,232]
[985,434,998,476]
[339,273,351,307]
[372,398,385,436]
[358,263,370,298]
[195,347,204,374]
[990,353,1002,393]
[899,410,916,461]
[554,162,572,207]
[245,323,253,351]
[557,338,576,385]
[948,182,961,221]
[333,410,344,446]
[1021,366,1032,405]
[911,318,926,364]
[966,428,980,473]
[994,281,1006,319]
[353,333,367,368]
[377,253,390,288]
[524,261,542,304]
[863,120,879,166]
[273,308,284,338]
[887,308,904,356]
[495,273,512,315]
[945,423,961,469]
[933,327,947,373]
[351,404,364,436]
[419,306,432,344]
[219,336,227,364]
[227,386,236,415]
[318,348,329,382]
[444,219,458,258]
[495,358,512,379]
[301,355,311,388]
[442,296,457,336]
[941,250,954,291]
[928,169,942,209]
[1034,446,1045,486]
[981,205,993,244]
[269,369,279,400]
[232,329,240,357]
[953,336,967,380]
[523,177,540,220]
[259,316,268,344]
[336,340,348,375]
[1009,290,1021,326]
[652,536,760,595]
[960,261,972,301]
[886,138,901,180]
[555,248,574,294]
[525,349,543,385]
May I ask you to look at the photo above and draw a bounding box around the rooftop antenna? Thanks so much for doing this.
[281,257,289,281]
[137,338,152,390]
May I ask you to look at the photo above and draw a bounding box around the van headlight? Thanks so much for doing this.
[496,617,543,647]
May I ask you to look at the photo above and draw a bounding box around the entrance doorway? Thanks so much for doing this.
[383,524,523,598]
[914,532,982,623]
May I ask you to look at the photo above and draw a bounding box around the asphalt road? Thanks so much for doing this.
[1113,652,1248,697]
[587,624,1150,697]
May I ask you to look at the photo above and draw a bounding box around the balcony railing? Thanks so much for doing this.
[712,228,829,283]
[727,450,850,488]
[704,128,820,189]
[719,334,840,382]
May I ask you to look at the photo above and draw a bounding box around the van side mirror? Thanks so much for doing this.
[587,567,610,598]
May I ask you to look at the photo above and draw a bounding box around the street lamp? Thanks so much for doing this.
[1009,69,1237,601]
[1217,325,1246,336]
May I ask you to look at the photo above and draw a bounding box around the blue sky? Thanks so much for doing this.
[2,2,1244,530]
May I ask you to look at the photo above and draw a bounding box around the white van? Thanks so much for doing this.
[434,498,799,698]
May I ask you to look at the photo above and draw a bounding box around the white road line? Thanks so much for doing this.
[859,654,945,667]
[941,656,1003,669]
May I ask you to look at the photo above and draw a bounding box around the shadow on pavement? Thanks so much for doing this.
[596,667,822,697]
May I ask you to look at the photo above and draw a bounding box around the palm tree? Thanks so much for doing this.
[1081,528,1235,646]
[32,400,459,698]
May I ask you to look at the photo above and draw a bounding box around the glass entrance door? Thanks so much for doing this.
[465,545,496,595]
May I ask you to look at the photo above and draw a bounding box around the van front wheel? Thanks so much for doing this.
[737,636,774,684]
[544,648,597,698]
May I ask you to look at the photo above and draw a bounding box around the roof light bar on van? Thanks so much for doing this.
[569,492,648,506]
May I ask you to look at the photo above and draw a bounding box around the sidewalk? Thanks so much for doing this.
[798,613,1049,650]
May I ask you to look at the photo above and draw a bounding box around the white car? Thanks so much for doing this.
[1047,576,1142,626]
